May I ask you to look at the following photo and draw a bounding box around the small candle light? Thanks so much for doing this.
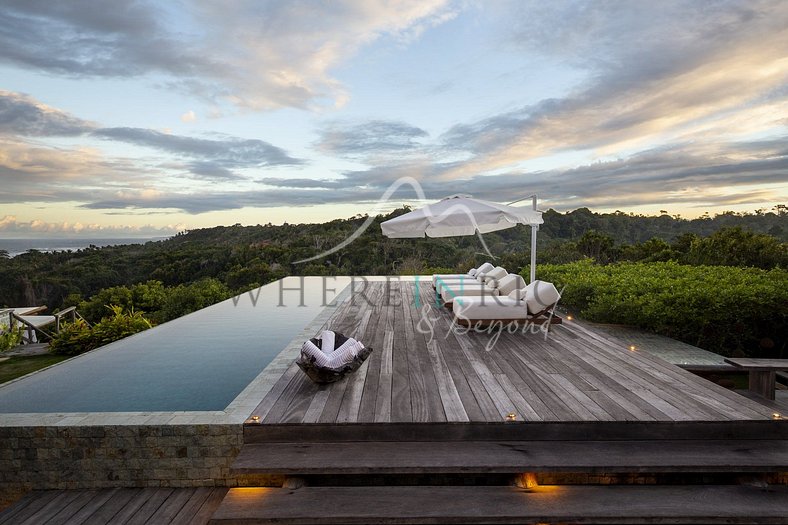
[505,412,517,422]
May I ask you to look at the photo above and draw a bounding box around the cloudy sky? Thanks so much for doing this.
[1,0,786,237]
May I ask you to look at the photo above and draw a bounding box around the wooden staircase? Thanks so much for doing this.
[210,428,788,524]
[211,485,788,524]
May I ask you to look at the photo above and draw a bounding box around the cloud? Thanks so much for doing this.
[436,0,788,178]
[0,215,182,237]
[0,91,303,181]
[0,0,213,77]
[0,0,457,111]
[260,177,343,189]
[74,137,788,214]
[0,90,94,136]
[0,138,162,204]
[180,110,197,123]
[92,127,303,167]
[317,120,429,157]
[186,161,245,182]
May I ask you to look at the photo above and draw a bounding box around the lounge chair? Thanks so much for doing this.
[441,273,525,305]
[436,265,506,294]
[452,280,562,327]
[432,262,494,288]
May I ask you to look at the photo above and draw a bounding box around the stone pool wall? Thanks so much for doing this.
[0,424,247,506]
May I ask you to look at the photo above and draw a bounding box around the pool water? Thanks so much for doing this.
[0,277,350,412]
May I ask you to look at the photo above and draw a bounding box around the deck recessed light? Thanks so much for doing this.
[773,413,782,420]
[505,412,517,422]
[250,415,260,423]
[629,345,636,351]
[515,472,538,489]
[566,315,573,321]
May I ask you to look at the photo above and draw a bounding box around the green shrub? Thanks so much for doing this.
[0,324,23,352]
[679,227,788,269]
[50,306,153,356]
[159,278,231,322]
[78,281,167,324]
[532,260,788,358]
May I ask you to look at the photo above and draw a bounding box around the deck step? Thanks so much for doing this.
[244,420,788,442]
[209,485,788,524]
[231,440,788,475]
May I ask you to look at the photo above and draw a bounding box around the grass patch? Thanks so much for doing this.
[0,354,71,385]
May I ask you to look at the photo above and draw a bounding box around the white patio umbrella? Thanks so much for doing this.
[380,194,543,282]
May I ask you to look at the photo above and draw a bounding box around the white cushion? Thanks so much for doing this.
[476,262,494,274]
[440,281,497,303]
[524,280,561,315]
[433,262,493,287]
[496,274,526,296]
[433,273,469,286]
[507,288,527,301]
[435,276,479,293]
[453,296,527,320]
[483,266,508,286]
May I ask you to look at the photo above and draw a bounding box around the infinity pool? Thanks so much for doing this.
[0,277,350,413]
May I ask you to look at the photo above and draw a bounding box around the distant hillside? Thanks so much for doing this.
[1,206,785,311]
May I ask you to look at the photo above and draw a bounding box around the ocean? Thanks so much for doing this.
[0,237,169,257]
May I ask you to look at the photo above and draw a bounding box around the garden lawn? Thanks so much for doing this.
[0,355,71,385]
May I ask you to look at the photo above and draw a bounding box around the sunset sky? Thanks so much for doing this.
[1,0,786,238]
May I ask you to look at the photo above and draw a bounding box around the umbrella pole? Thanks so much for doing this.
[530,195,537,283]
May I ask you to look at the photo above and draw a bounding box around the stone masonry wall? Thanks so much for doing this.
[0,424,244,506]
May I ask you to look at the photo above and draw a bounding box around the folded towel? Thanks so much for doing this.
[320,330,335,354]
[301,340,362,369]
[297,330,374,384]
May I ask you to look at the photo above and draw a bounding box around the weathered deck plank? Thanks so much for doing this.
[389,285,413,423]
[356,287,388,423]
[0,488,227,525]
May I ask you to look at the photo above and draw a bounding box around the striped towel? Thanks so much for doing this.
[300,332,365,370]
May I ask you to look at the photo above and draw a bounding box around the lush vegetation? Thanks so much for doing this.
[0,206,785,358]
[0,325,23,352]
[69,278,232,325]
[536,260,787,359]
[1,207,785,314]
[49,307,153,356]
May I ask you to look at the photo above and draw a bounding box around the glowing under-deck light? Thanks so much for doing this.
[515,472,538,489]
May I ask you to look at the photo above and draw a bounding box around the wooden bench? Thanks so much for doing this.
[724,358,788,400]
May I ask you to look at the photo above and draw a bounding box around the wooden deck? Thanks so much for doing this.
[251,280,774,427]
[4,280,784,525]
[0,487,227,525]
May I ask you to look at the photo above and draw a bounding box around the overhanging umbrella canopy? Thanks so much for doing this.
[381,195,542,238]
[380,194,543,281]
